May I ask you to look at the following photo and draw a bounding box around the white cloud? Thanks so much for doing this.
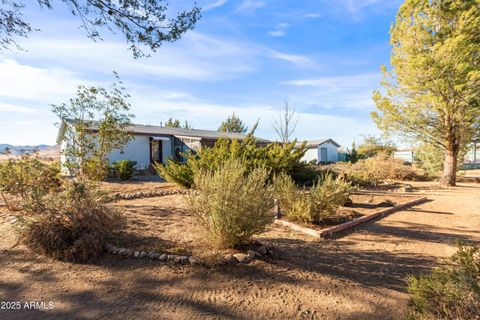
[0,59,85,103]
[268,30,286,37]
[342,0,384,13]
[128,91,376,146]
[0,102,39,114]
[283,73,381,110]
[202,0,229,12]
[236,0,266,12]
[331,0,400,18]
[302,13,321,18]
[267,49,312,67]
[5,30,314,85]
[267,22,290,38]
[8,32,264,81]
[285,73,379,89]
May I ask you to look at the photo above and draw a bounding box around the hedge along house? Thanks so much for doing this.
[297,139,342,163]
[57,120,270,173]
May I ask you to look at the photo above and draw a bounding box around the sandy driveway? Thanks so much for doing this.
[1,182,479,320]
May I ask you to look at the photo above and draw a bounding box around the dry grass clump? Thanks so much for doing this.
[188,159,274,249]
[335,153,424,186]
[273,173,353,224]
[21,182,123,262]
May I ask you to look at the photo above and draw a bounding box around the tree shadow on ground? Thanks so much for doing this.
[258,237,436,292]
[360,221,480,245]
[0,249,245,320]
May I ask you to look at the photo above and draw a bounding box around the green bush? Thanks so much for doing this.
[83,158,112,181]
[113,160,136,180]
[155,130,307,188]
[405,244,480,320]
[21,181,124,262]
[290,163,340,187]
[0,155,61,212]
[154,159,194,188]
[273,173,353,223]
[188,159,275,249]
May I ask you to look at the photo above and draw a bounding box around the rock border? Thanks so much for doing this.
[274,196,428,239]
[111,189,194,201]
[105,243,274,266]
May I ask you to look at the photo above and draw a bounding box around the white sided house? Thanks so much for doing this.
[57,121,269,173]
[297,139,342,164]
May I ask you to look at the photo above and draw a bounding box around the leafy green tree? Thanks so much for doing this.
[371,0,480,186]
[183,119,192,129]
[415,142,470,178]
[347,142,359,163]
[164,118,181,128]
[53,76,134,180]
[357,135,396,159]
[218,113,248,133]
[164,118,192,129]
[0,0,201,57]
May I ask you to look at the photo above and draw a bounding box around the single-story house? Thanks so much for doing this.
[297,139,342,163]
[393,149,415,163]
[465,140,479,163]
[57,120,269,172]
[393,140,480,165]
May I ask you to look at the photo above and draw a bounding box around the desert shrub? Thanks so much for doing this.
[155,129,307,188]
[357,135,396,159]
[290,163,340,187]
[154,159,194,188]
[188,159,275,249]
[0,155,61,211]
[21,181,123,262]
[82,158,112,181]
[405,244,480,320]
[334,152,424,186]
[113,160,136,180]
[273,173,353,223]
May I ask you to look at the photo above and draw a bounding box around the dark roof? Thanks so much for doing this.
[296,138,341,148]
[58,120,269,143]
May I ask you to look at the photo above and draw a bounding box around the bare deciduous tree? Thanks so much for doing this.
[272,100,299,143]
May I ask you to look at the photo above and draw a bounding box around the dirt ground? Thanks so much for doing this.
[109,193,418,256]
[99,175,177,194]
[1,181,479,320]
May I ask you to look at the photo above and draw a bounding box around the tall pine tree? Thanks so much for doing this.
[372,0,480,186]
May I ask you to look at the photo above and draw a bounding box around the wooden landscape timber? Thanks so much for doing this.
[274,196,428,238]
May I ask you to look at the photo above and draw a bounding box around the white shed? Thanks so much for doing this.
[298,139,342,164]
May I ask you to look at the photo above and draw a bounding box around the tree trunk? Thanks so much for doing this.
[441,149,458,186]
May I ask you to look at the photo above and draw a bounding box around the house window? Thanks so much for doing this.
[320,147,328,162]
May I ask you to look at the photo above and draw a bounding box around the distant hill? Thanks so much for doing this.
[0,144,51,152]
[0,144,60,160]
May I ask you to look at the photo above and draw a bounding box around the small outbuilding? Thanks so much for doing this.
[297,139,342,164]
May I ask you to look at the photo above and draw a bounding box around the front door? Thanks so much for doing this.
[320,147,328,162]
[150,140,163,163]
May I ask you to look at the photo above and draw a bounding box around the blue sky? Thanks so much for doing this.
[0,0,403,146]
